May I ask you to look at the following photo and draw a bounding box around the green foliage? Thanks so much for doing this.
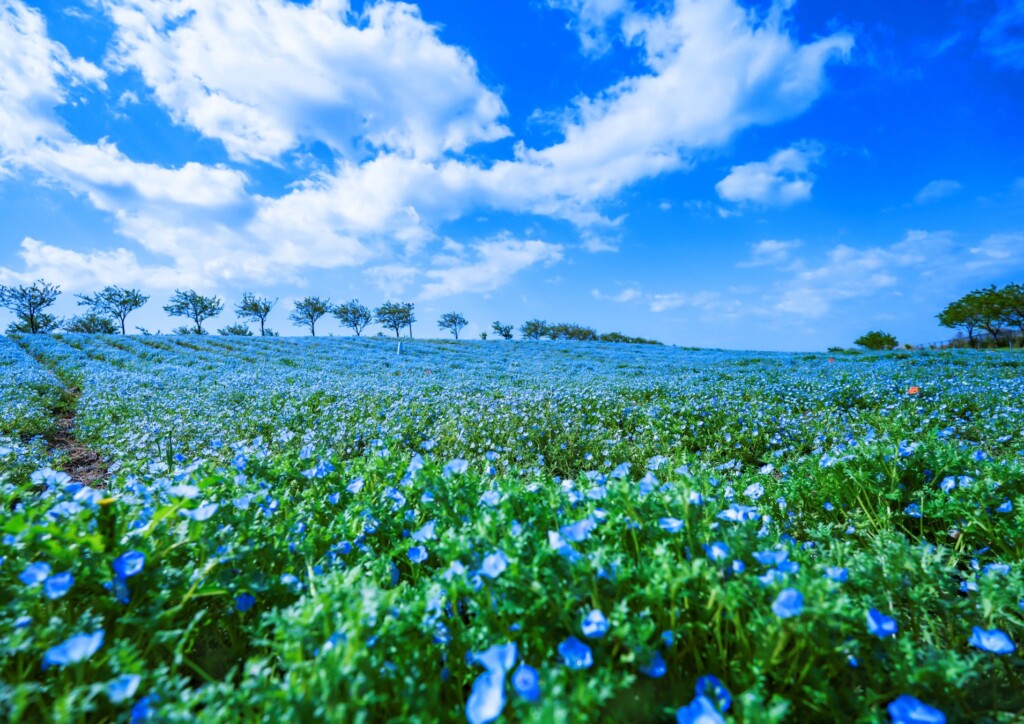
[438,311,468,339]
[520,318,549,340]
[63,313,119,334]
[854,331,899,351]
[163,290,224,334]
[0,279,61,334]
[76,286,149,334]
[492,321,514,340]
[375,301,416,338]
[218,323,254,336]
[332,299,373,336]
[938,282,1024,347]
[288,296,331,336]
[235,293,277,336]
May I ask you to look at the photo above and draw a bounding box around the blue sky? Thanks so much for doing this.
[0,0,1021,350]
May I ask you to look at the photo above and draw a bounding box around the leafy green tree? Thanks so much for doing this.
[854,330,898,351]
[438,311,468,339]
[219,323,254,336]
[937,296,983,347]
[163,290,224,334]
[548,322,598,341]
[333,299,373,336]
[375,301,414,338]
[76,286,149,334]
[492,321,514,340]
[402,301,416,338]
[64,313,119,334]
[289,296,331,336]
[236,293,277,336]
[1000,282,1024,337]
[0,279,61,334]
[969,286,1009,343]
[520,319,549,340]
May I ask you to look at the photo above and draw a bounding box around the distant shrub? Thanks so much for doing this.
[855,331,898,351]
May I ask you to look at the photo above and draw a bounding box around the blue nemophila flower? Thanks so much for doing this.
[704,541,730,561]
[752,549,788,566]
[867,608,898,637]
[639,651,667,678]
[511,663,541,702]
[112,551,146,579]
[466,642,517,724]
[19,561,51,586]
[743,482,764,501]
[717,503,759,523]
[677,696,725,724]
[466,671,504,724]
[43,629,104,668]
[581,610,608,638]
[180,502,219,522]
[472,642,518,674]
[131,694,158,721]
[824,566,849,583]
[443,459,469,477]
[235,593,255,612]
[412,520,437,542]
[904,503,922,518]
[14,615,32,629]
[887,695,946,724]
[106,673,141,704]
[694,675,732,712]
[346,477,364,494]
[480,550,508,578]
[996,500,1013,513]
[983,563,1010,576]
[560,516,597,543]
[823,501,834,511]
[479,490,501,507]
[408,546,428,564]
[610,462,631,479]
[558,636,594,670]
[43,571,74,600]
[772,588,804,619]
[969,626,1015,654]
[658,517,685,533]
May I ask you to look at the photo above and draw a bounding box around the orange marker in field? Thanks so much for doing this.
[907,386,920,395]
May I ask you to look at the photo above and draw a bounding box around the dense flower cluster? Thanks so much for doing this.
[1,335,1023,720]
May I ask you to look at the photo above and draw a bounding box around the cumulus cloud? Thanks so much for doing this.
[737,239,801,267]
[101,0,510,163]
[420,237,564,299]
[914,179,961,204]
[716,143,823,206]
[0,0,854,293]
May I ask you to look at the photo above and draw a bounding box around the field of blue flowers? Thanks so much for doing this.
[2,334,1023,722]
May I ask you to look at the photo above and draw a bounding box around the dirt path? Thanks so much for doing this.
[51,386,108,486]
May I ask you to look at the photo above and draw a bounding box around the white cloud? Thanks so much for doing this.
[546,0,631,55]
[592,287,642,303]
[648,290,743,318]
[716,143,823,206]
[769,229,1024,319]
[967,232,1024,269]
[0,237,193,290]
[0,0,854,293]
[0,2,249,211]
[737,239,801,267]
[102,0,510,162]
[914,179,961,204]
[420,237,564,299]
[980,2,1024,71]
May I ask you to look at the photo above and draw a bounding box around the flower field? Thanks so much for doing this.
[2,334,1023,722]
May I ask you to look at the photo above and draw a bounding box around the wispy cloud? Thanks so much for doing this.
[914,179,961,204]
